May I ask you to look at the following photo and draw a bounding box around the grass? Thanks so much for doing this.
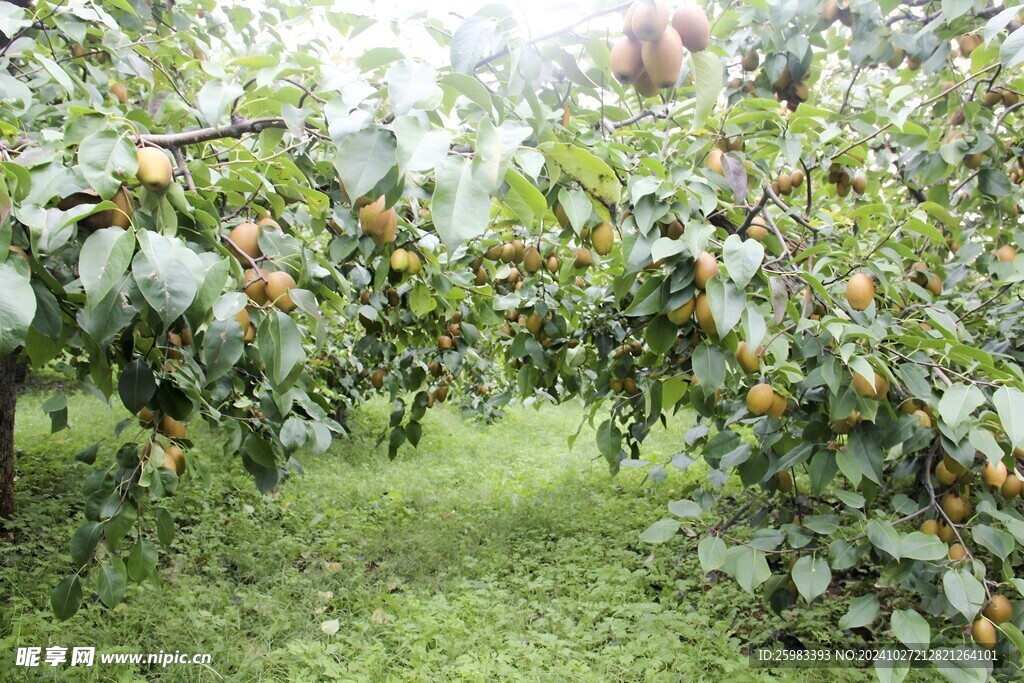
[2,382,898,681]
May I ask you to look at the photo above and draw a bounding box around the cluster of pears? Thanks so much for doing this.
[358,196,398,246]
[60,146,173,233]
[437,311,464,351]
[770,64,810,111]
[389,247,422,276]
[227,218,297,338]
[662,251,719,335]
[610,375,641,396]
[745,382,794,418]
[770,169,804,197]
[137,408,188,476]
[981,87,1020,108]
[610,1,710,97]
[826,163,866,197]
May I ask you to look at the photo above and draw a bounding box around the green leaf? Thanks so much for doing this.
[409,282,438,316]
[891,609,931,648]
[668,499,702,517]
[538,142,621,206]
[1001,26,1024,68]
[729,546,771,593]
[387,60,439,116]
[202,316,245,383]
[596,419,621,462]
[70,520,103,566]
[993,386,1024,450]
[791,556,831,602]
[692,342,725,391]
[97,556,127,608]
[866,519,902,559]
[972,525,1015,560]
[394,116,452,173]
[80,227,135,302]
[472,119,530,193]
[118,359,156,414]
[900,532,947,561]
[432,156,491,250]
[919,201,958,229]
[77,129,137,199]
[998,622,1024,668]
[126,539,158,582]
[644,315,677,355]
[838,594,879,629]
[722,234,763,289]
[690,51,723,130]
[704,277,743,336]
[640,518,681,543]
[244,433,276,468]
[698,535,727,572]
[503,168,547,228]
[0,262,36,356]
[556,187,592,234]
[334,127,397,199]
[256,310,306,391]
[131,232,197,329]
[50,575,82,620]
[196,80,243,126]
[450,16,501,73]
[937,384,985,428]
[942,568,985,621]
[155,508,174,545]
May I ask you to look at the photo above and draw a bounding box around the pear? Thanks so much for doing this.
[243,268,268,306]
[573,247,594,269]
[591,221,615,255]
[359,196,397,246]
[630,0,669,41]
[523,246,543,273]
[746,383,775,416]
[265,271,297,312]
[136,147,173,192]
[671,3,710,52]
[694,251,719,289]
[228,222,262,262]
[390,248,411,272]
[667,298,696,325]
[163,444,186,475]
[610,36,644,84]
[641,26,684,89]
[845,273,874,310]
[694,292,716,334]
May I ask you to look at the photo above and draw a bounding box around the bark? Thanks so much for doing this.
[0,352,18,518]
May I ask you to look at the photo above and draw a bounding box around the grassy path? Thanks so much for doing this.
[1,388,883,681]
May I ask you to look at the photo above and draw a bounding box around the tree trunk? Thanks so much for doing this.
[0,353,18,519]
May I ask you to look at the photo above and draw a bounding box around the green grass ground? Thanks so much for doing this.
[1,384,892,681]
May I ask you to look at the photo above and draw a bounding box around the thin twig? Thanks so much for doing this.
[170,146,196,192]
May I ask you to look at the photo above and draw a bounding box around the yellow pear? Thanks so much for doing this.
[136,147,173,192]
[671,3,710,52]
[265,271,297,312]
[630,0,670,41]
[610,36,644,84]
[845,273,874,311]
[641,26,684,89]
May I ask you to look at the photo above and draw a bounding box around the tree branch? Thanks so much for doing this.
[137,117,287,148]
